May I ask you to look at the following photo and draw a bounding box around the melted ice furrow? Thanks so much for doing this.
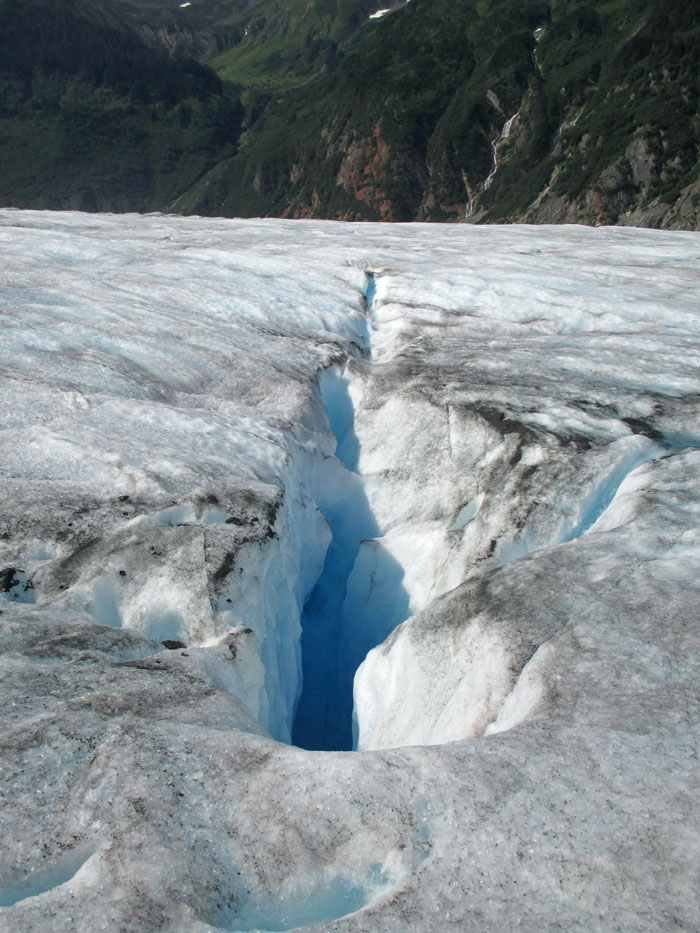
[559,441,667,543]
[0,850,95,908]
[499,436,667,566]
[225,865,390,932]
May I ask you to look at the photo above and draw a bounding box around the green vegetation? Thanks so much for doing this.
[0,0,242,211]
[478,0,700,222]
[183,0,553,220]
[212,0,377,88]
[0,0,697,226]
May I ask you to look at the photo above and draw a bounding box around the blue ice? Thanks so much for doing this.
[0,850,93,907]
[561,442,665,543]
[226,865,389,931]
[292,367,408,751]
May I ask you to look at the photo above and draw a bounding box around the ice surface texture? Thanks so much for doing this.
[1,210,699,930]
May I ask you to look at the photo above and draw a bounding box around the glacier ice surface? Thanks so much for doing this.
[1,210,700,930]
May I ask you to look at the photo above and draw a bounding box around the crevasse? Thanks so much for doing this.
[291,274,410,751]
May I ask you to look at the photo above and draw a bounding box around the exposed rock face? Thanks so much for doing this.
[138,23,223,58]
[1,211,699,930]
[514,141,700,232]
[188,0,699,231]
[333,122,421,221]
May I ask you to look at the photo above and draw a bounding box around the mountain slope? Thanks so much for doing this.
[0,0,697,227]
[478,0,700,228]
[0,0,243,212]
[178,0,699,227]
[178,0,543,219]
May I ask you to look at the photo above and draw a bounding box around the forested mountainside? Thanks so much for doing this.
[1,0,698,227]
[0,0,243,212]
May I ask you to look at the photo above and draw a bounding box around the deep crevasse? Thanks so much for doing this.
[291,369,380,750]
[62,263,677,755]
[291,368,411,750]
[204,270,407,749]
[292,274,411,751]
[181,273,385,747]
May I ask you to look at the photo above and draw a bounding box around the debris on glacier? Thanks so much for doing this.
[1,210,699,931]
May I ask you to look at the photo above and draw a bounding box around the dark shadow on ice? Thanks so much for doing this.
[292,365,410,752]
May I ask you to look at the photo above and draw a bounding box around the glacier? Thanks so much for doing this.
[1,209,699,931]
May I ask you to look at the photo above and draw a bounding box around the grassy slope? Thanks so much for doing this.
[480,0,700,223]
[181,0,550,219]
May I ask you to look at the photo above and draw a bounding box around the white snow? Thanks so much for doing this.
[1,210,699,931]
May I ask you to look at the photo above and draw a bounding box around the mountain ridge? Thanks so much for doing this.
[0,0,698,228]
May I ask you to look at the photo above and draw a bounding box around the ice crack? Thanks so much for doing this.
[291,273,410,751]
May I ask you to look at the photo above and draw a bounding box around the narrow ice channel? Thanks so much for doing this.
[292,275,410,752]
[560,440,666,543]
